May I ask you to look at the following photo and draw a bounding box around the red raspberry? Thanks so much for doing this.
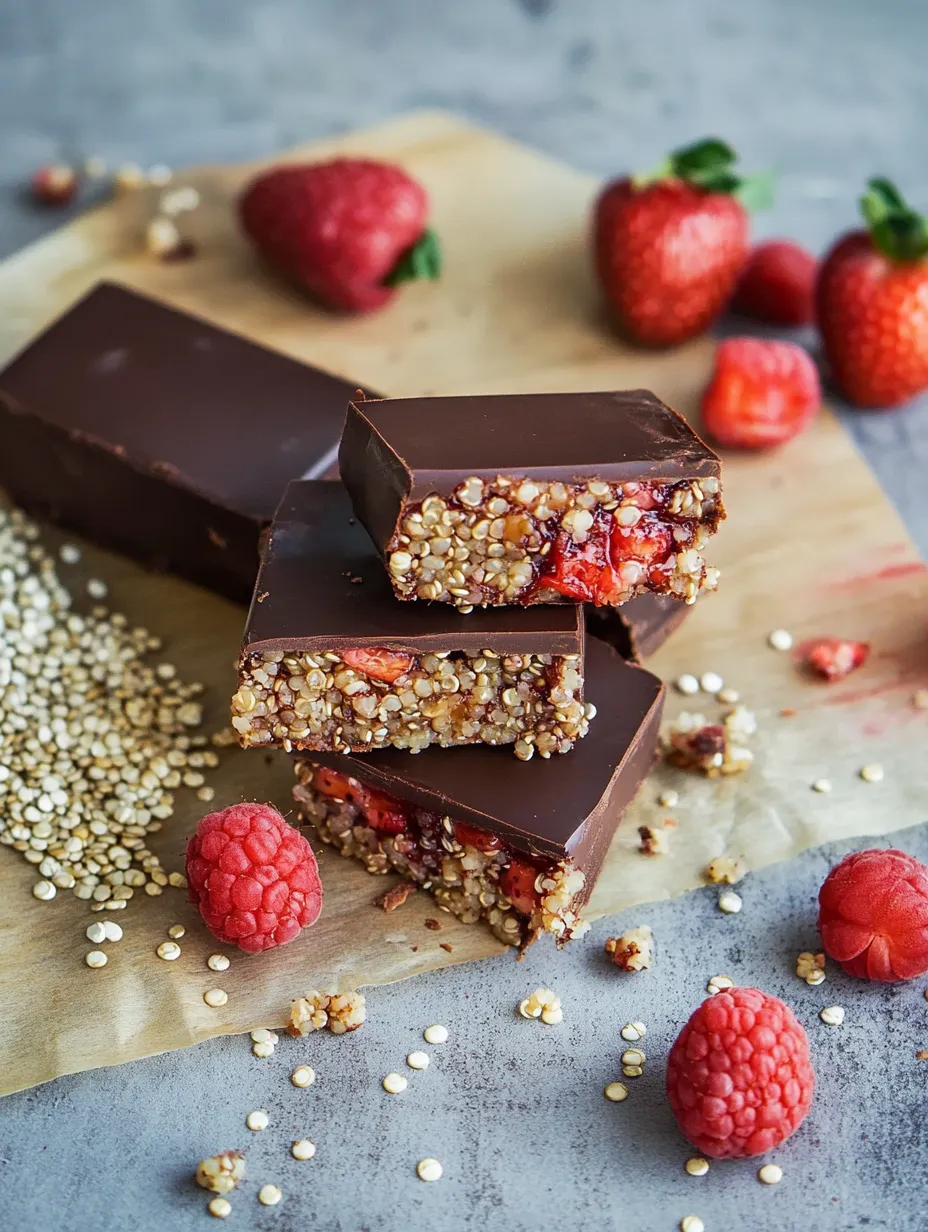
[701,337,821,449]
[666,987,814,1158]
[731,239,817,325]
[186,803,323,952]
[818,848,928,981]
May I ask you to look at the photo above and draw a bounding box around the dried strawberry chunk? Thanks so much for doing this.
[500,857,542,916]
[540,508,675,604]
[453,822,503,851]
[803,638,869,682]
[359,789,408,835]
[313,765,364,803]
[342,647,415,684]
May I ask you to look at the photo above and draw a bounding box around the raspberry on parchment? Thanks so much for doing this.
[186,803,323,952]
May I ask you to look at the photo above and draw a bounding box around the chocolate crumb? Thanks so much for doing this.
[256,590,269,603]
[411,945,418,952]
[375,881,417,913]
[424,918,442,931]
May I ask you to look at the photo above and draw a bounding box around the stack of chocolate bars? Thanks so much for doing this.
[0,282,725,952]
[236,392,725,949]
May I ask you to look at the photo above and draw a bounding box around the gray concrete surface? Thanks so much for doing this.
[0,2,926,1230]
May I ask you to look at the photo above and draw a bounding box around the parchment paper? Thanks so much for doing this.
[0,113,926,1096]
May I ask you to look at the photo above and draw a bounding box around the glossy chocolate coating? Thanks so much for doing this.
[0,282,366,600]
[245,481,583,657]
[338,389,721,557]
[303,635,664,870]
[591,593,690,661]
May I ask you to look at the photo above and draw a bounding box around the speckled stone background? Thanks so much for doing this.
[0,2,926,1230]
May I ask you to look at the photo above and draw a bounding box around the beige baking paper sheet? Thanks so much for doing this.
[0,111,926,1096]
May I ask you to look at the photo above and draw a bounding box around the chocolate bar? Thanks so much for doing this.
[233,482,590,759]
[0,282,367,601]
[338,390,724,610]
[591,592,689,661]
[292,636,665,949]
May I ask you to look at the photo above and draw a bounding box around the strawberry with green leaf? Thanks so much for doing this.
[817,178,928,408]
[594,138,774,347]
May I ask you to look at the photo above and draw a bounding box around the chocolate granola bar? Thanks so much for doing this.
[233,482,590,759]
[292,636,665,950]
[338,389,724,609]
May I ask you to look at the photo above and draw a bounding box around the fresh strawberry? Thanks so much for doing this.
[453,822,502,852]
[342,647,415,684]
[731,239,817,325]
[239,158,441,313]
[803,638,870,682]
[359,789,408,836]
[817,178,928,408]
[701,338,821,449]
[594,138,773,347]
[499,857,542,916]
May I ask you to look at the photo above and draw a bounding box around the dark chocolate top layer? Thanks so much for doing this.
[0,282,363,522]
[340,389,719,501]
[245,481,583,657]
[304,635,664,859]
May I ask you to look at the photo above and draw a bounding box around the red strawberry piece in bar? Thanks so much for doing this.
[341,647,415,684]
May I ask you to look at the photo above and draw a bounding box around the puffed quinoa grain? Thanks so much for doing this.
[416,1158,443,1182]
[85,950,107,968]
[257,1184,281,1206]
[604,1082,628,1102]
[680,1216,705,1232]
[605,926,653,972]
[424,1024,449,1044]
[246,1109,269,1131]
[156,941,181,961]
[207,1197,231,1218]
[407,1051,429,1070]
[820,1005,845,1026]
[685,1158,709,1177]
[207,954,230,972]
[291,1140,316,1160]
[291,1065,315,1087]
[768,629,793,651]
[196,1150,245,1194]
[204,988,228,1008]
[383,1072,408,1094]
[758,1164,783,1185]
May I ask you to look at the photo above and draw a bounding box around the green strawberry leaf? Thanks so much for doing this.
[383,228,442,287]
[669,138,737,177]
[732,169,777,212]
[859,178,928,262]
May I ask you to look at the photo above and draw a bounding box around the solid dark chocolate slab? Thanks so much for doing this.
[339,389,721,555]
[590,593,690,661]
[0,282,368,601]
[303,635,664,865]
[245,480,582,656]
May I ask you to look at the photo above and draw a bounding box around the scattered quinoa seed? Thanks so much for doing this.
[59,543,81,564]
[407,1051,430,1070]
[168,924,186,939]
[32,879,56,900]
[196,1151,245,1195]
[758,1164,783,1185]
[706,974,734,995]
[768,629,793,651]
[85,950,107,968]
[699,671,724,695]
[859,763,884,783]
[257,1184,282,1206]
[86,922,107,944]
[424,1024,449,1045]
[86,578,108,600]
[675,674,700,695]
[685,1158,710,1177]
[718,889,743,914]
[820,1005,845,1026]
[291,1065,315,1088]
[680,1217,705,1232]
[604,1082,629,1102]
[291,1140,316,1160]
[812,779,832,793]
[252,1041,274,1059]
[204,988,228,1008]
[208,954,230,972]
[417,1158,443,1182]
[620,1022,646,1042]
[718,687,740,704]
[658,789,679,808]
[246,1110,269,1132]
[621,1048,646,1067]
[207,1197,232,1219]
[156,941,181,961]
[250,1028,275,1044]
[383,1072,408,1094]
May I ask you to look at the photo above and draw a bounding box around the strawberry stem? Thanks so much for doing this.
[633,138,774,210]
[383,228,442,287]
[859,178,928,262]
